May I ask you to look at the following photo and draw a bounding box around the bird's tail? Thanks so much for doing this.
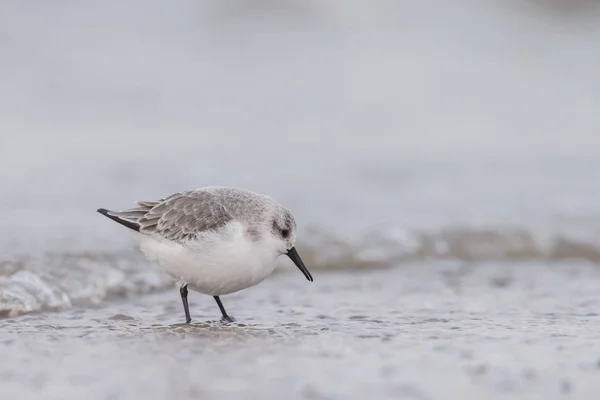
[96,208,141,232]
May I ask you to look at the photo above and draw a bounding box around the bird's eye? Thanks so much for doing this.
[281,228,290,238]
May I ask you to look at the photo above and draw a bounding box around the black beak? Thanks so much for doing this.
[286,247,313,282]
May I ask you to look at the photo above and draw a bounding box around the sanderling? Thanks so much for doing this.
[97,186,313,323]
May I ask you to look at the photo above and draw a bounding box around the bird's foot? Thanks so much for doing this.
[221,315,236,323]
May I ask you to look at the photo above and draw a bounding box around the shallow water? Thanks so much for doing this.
[3,263,600,399]
[2,0,600,398]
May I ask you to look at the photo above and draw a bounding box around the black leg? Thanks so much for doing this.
[180,285,191,324]
[213,296,235,322]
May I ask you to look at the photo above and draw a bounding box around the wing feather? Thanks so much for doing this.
[137,191,233,241]
[100,187,272,243]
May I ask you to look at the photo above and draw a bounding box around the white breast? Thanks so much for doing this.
[133,221,281,296]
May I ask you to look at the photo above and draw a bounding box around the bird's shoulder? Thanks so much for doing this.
[138,187,272,242]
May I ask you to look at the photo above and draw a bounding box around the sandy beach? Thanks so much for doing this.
[3,263,600,399]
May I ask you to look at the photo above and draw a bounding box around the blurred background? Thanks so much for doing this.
[2,1,600,399]
[3,0,600,288]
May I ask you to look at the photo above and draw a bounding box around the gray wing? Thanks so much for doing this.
[108,191,234,242]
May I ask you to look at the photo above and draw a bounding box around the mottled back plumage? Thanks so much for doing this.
[100,187,292,243]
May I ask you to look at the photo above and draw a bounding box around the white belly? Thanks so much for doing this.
[133,222,280,296]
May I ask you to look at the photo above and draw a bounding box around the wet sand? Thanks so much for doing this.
[3,262,600,400]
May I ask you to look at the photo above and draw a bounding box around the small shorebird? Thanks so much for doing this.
[97,187,313,323]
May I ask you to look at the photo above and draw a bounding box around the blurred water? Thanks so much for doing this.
[1,1,600,398]
[2,262,600,399]
[2,0,600,309]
